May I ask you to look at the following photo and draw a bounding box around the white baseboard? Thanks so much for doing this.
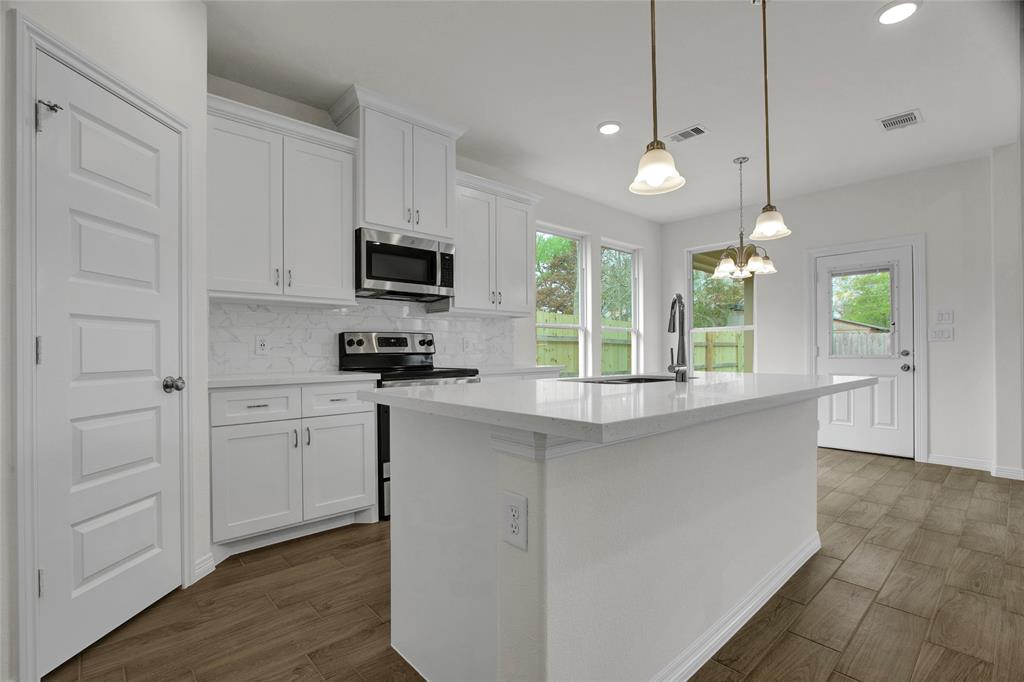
[994,466,1024,480]
[650,532,821,682]
[926,453,991,472]
[191,553,216,585]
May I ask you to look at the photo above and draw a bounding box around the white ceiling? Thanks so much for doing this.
[207,1,1020,224]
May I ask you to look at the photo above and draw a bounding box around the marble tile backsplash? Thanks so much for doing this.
[209,300,516,375]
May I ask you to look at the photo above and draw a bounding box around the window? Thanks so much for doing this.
[690,248,754,373]
[536,230,585,377]
[600,245,639,375]
[830,268,894,357]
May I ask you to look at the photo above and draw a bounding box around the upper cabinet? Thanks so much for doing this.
[331,86,461,239]
[208,95,357,306]
[427,172,541,317]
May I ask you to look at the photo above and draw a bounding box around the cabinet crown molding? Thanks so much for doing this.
[208,94,357,152]
[329,84,467,139]
[456,171,542,206]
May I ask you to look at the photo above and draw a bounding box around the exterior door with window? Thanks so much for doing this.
[815,246,915,458]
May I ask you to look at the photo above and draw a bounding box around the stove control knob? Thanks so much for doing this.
[355,339,365,347]
[418,339,427,347]
[346,338,355,347]
[426,339,434,347]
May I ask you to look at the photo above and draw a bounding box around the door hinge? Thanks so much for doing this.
[35,336,42,365]
[37,569,43,598]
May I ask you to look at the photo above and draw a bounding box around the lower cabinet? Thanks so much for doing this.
[302,413,375,521]
[210,383,376,543]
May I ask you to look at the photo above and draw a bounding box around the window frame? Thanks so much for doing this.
[535,222,591,377]
[599,239,642,376]
[685,242,758,374]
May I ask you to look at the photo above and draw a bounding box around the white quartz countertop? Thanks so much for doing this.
[209,371,379,389]
[358,372,876,443]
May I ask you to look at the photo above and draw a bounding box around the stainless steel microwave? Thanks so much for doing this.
[355,228,455,302]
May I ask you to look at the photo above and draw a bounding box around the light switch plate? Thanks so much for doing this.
[929,326,954,342]
[503,491,528,551]
[934,307,955,325]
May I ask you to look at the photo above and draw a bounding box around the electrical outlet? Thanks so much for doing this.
[462,338,471,353]
[254,335,268,356]
[503,491,528,551]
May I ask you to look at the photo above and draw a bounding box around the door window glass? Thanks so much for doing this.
[830,269,894,357]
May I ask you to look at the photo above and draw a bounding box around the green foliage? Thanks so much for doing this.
[692,270,745,328]
[832,272,891,328]
[535,233,578,315]
[601,247,633,324]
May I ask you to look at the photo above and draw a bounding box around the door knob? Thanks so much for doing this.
[900,364,912,372]
[162,376,186,393]
[900,349,911,357]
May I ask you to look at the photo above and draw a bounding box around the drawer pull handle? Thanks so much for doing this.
[328,398,349,402]
[246,403,270,409]
[306,427,311,446]
[293,429,299,448]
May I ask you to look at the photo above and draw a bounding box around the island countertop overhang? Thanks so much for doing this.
[358,372,877,444]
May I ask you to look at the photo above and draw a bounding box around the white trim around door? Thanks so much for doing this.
[14,13,193,681]
[806,235,929,462]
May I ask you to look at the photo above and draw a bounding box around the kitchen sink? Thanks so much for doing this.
[564,375,677,384]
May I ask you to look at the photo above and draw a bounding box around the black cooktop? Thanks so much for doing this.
[345,366,479,383]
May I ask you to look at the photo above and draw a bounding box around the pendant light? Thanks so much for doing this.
[629,0,685,195]
[713,157,777,280]
[749,0,791,240]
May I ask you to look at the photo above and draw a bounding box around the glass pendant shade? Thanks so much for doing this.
[732,267,752,279]
[750,206,791,240]
[629,144,685,195]
[746,254,765,273]
[760,257,777,274]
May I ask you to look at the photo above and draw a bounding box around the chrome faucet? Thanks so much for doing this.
[667,293,688,382]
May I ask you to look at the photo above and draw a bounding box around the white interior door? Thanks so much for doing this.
[815,246,915,457]
[34,52,184,673]
[283,137,354,301]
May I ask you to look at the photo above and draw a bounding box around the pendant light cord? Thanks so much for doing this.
[761,0,772,206]
[650,0,658,142]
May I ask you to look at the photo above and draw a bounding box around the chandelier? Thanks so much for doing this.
[713,157,778,279]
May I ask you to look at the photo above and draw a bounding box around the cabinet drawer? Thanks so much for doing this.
[210,387,302,426]
[301,382,376,417]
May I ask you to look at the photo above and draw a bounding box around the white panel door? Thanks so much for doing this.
[362,108,413,230]
[284,137,355,301]
[495,198,533,314]
[34,52,183,674]
[211,420,303,542]
[208,115,284,294]
[815,246,915,457]
[412,125,454,236]
[302,413,376,520]
[453,186,497,312]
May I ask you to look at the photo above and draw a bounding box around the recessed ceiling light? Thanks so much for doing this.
[878,0,919,25]
[597,121,621,135]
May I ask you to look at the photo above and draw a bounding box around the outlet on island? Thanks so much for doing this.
[503,490,528,551]
[254,335,268,356]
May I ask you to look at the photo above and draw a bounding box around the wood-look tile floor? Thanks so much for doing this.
[696,449,1024,682]
[45,449,1024,682]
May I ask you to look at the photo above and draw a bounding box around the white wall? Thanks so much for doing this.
[0,3,208,679]
[663,154,1022,474]
[207,76,667,374]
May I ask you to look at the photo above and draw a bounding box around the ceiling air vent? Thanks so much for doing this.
[879,109,922,131]
[666,124,707,143]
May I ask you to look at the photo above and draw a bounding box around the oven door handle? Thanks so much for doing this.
[382,377,481,388]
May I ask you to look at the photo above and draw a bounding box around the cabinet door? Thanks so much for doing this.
[211,419,302,542]
[284,138,355,302]
[452,186,497,312]
[302,413,376,521]
[362,108,413,230]
[208,116,284,295]
[495,198,534,314]
[412,126,455,237]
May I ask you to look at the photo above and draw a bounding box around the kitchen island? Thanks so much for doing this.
[359,372,875,681]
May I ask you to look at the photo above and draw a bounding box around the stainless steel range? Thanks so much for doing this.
[339,331,479,519]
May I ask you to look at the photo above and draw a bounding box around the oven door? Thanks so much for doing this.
[358,228,449,298]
